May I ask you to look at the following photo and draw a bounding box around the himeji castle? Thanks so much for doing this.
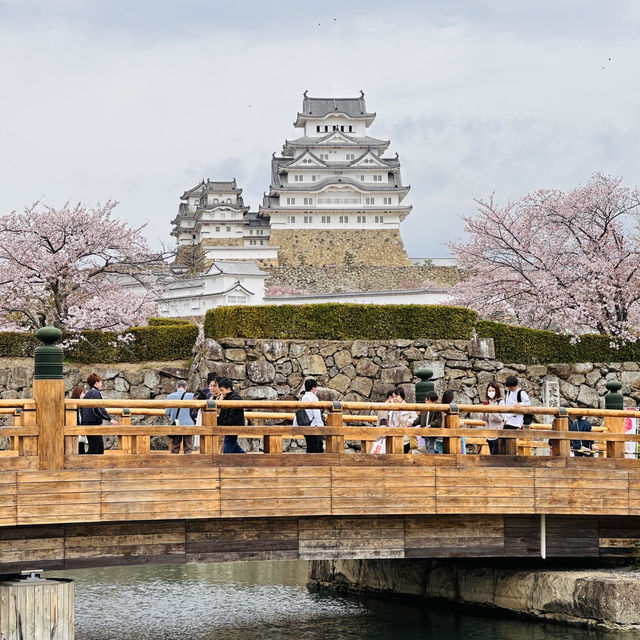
[171,92,413,270]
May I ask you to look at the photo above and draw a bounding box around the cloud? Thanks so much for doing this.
[1,2,639,258]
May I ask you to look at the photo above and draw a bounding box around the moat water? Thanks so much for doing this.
[49,561,639,639]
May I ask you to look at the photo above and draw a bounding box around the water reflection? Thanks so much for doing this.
[49,562,639,640]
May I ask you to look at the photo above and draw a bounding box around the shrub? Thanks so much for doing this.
[147,317,192,326]
[204,304,478,340]
[0,332,40,357]
[476,320,640,364]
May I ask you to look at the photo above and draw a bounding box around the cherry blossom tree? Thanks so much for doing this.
[0,201,166,332]
[448,173,640,339]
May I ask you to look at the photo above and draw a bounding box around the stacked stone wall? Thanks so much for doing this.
[265,264,464,293]
[191,336,640,411]
[269,229,410,267]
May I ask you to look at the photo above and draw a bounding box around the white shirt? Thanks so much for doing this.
[503,388,531,427]
[293,391,324,427]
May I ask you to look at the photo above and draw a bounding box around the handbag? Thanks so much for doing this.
[370,437,386,454]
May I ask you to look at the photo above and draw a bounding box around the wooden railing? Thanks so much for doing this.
[2,397,639,470]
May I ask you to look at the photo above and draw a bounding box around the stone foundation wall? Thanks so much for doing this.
[308,559,640,629]
[190,336,640,410]
[269,229,410,267]
[265,264,464,293]
[0,359,190,450]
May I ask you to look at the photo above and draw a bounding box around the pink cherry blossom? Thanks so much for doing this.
[0,201,165,332]
[448,173,640,340]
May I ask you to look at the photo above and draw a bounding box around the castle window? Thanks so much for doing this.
[357,215,367,223]
[286,197,296,205]
[348,125,353,132]
[312,175,317,182]
[226,226,231,232]
[365,197,375,205]
[304,215,313,223]
[249,229,253,235]
[316,125,321,132]
[346,153,355,160]
[288,215,296,223]
[340,125,345,132]
[192,234,196,239]
[339,215,349,223]
[213,198,218,203]
[324,125,329,132]
[333,125,338,131]
[294,174,303,182]
[303,197,313,205]
[373,175,382,182]
[215,226,220,232]
[227,294,247,305]
[383,197,392,205]
[260,240,264,245]
[321,216,332,223]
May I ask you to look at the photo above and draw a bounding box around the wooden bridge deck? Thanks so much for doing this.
[1,395,640,570]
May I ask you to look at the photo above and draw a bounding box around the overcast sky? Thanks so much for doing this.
[1,0,639,258]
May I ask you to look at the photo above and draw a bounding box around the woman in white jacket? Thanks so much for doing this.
[482,381,506,455]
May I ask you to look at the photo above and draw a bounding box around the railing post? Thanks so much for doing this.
[604,380,625,459]
[118,408,132,454]
[325,402,344,453]
[443,404,461,454]
[201,399,219,454]
[263,416,283,454]
[551,406,570,457]
[64,403,77,456]
[10,408,22,454]
[33,326,65,471]
[415,367,434,403]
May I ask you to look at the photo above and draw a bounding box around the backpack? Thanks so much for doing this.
[517,389,535,427]
[295,408,312,427]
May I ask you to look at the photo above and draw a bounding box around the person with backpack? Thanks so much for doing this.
[293,378,324,453]
[217,378,246,454]
[503,376,531,454]
[165,379,195,454]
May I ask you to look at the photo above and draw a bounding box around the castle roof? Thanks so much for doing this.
[284,131,389,152]
[294,92,375,126]
[181,178,241,199]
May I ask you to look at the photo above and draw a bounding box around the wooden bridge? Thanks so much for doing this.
[2,378,640,573]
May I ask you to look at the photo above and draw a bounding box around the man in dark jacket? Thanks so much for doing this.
[81,372,118,454]
[217,377,245,453]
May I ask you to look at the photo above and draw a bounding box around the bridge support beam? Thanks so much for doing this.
[0,571,74,639]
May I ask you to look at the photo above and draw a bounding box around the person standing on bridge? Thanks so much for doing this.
[166,380,195,454]
[217,378,246,454]
[81,373,118,454]
[482,381,506,455]
[503,376,531,454]
[294,378,324,453]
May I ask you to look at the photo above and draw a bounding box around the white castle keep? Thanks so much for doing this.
[171,92,413,269]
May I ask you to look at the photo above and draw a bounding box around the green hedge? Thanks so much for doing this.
[204,304,478,341]
[0,332,40,357]
[0,319,199,364]
[147,317,192,326]
[476,320,640,364]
